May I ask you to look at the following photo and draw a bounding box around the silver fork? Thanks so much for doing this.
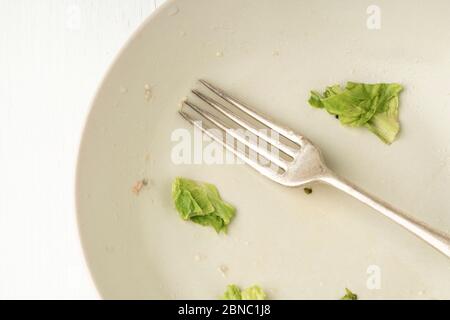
[179,80,450,258]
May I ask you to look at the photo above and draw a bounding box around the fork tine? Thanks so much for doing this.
[178,110,282,180]
[199,79,304,145]
[183,100,288,170]
[191,89,297,158]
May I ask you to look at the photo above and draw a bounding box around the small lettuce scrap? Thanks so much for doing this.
[222,284,267,300]
[309,82,403,144]
[341,288,358,300]
[172,177,236,233]
[222,285,243,300]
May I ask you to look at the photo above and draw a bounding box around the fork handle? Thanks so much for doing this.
[320,173,450,258]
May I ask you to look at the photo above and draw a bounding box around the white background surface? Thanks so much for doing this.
[0,0,165,299]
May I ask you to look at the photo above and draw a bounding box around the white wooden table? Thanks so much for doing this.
[0,0,166,299]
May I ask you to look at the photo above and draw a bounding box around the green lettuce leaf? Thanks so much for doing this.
[222,284,267,300]
[241,285,267,300]
[172,177,236,233]
[341,288,358,300]
[308,82,403,144]
[221,285,242,300]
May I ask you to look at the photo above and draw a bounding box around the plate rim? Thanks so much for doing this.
[74,0,177,299]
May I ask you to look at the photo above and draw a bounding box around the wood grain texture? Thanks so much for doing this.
[0,0,165,299]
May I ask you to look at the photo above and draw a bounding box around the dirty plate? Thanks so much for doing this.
[77,0,450,299]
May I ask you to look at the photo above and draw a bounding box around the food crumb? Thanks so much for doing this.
[119,86,128,94]
[216,51,224,57]
[304,187,313,195]
[218,265,229,278]
[105,245,115,253]
[144,84,153,102]
[132,179,148,195]
[167,5,179,17]
[272,50,280,56]
[194,253,205,262]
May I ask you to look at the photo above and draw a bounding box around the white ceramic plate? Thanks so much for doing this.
[76,0,450,299]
